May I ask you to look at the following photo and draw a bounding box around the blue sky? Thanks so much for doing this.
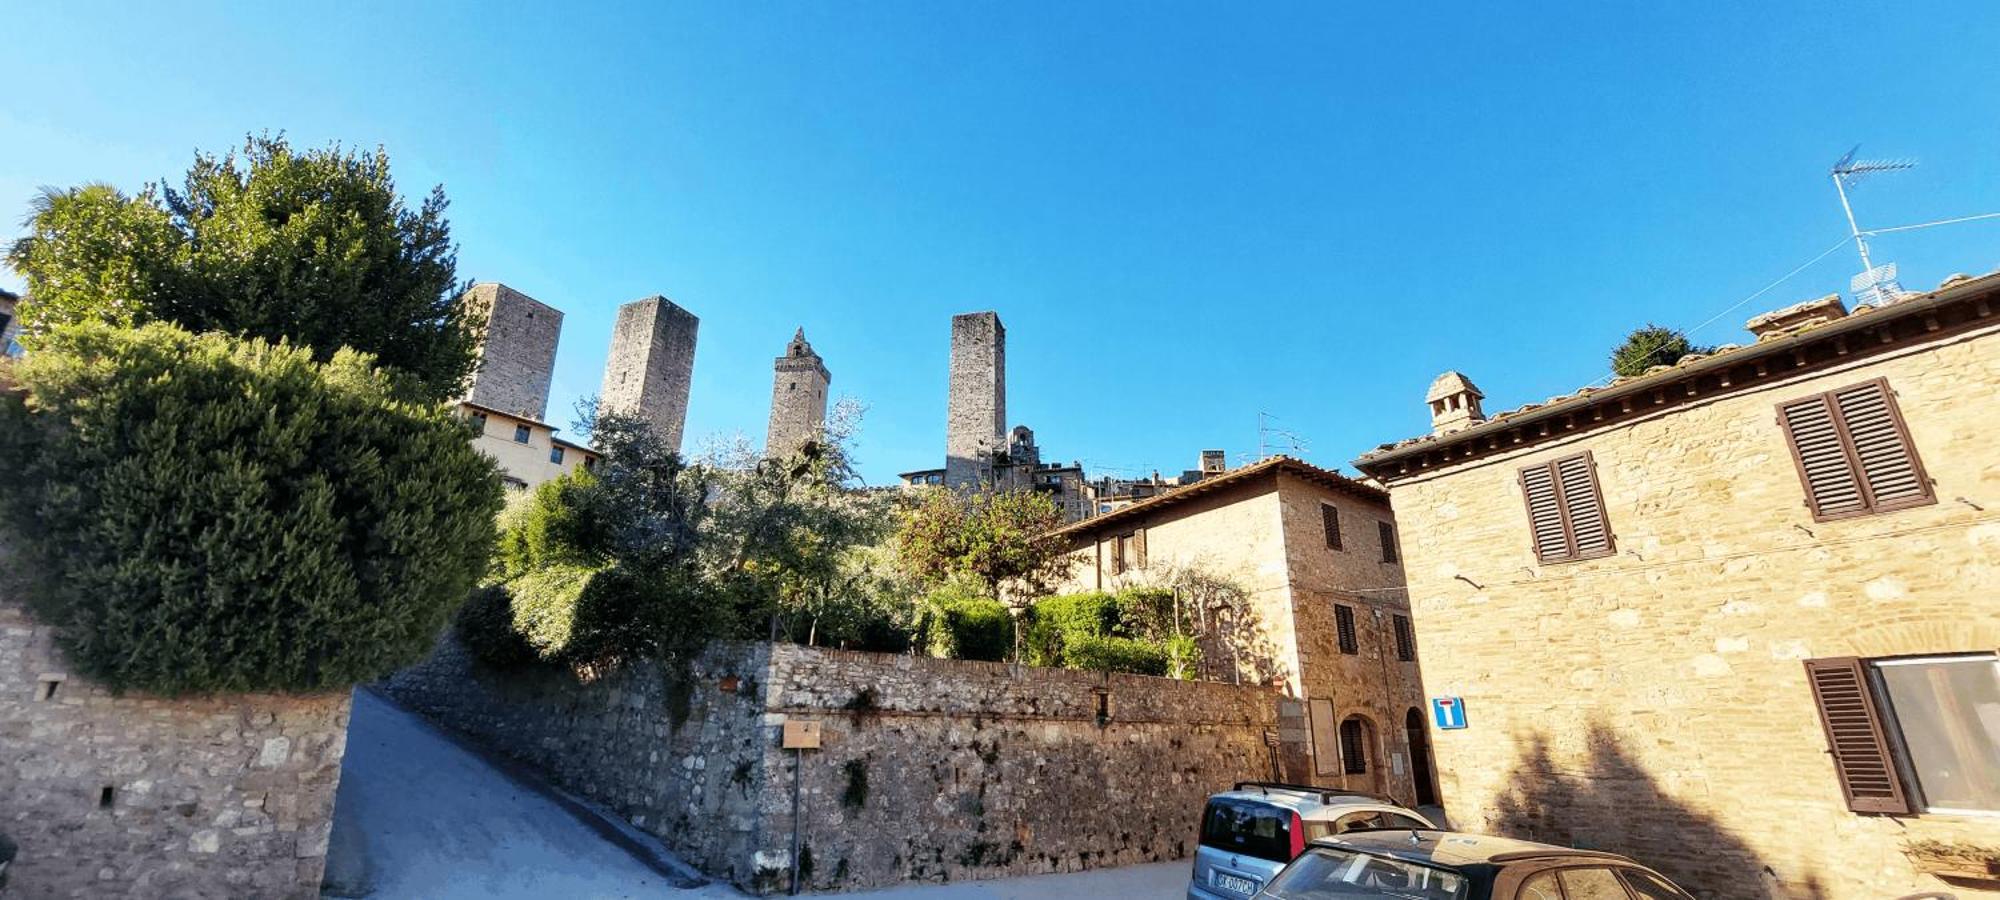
[5,2,1998,484]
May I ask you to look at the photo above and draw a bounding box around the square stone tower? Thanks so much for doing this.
[600,296,699,451]
[766,328,831,459]
[461,283,562,420]
[945,311,1006,488]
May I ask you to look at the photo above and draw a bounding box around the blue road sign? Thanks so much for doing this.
[1431,696,1467,730]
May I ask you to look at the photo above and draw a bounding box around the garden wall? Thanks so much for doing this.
[0,593,350,899]
[384,635,1282,893]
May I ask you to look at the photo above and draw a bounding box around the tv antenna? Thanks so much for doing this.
[1831,146,1916,305]
[1257,412,1308,461]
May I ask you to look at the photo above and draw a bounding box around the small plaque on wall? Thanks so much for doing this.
[781,719,822,750]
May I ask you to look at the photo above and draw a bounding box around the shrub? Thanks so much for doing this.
[1020,592,1118,667]
[508,563,714,669]
[1162,635,1202,681]
[913,581,1014,662]
[0,322,501,694]
[1066,636,1168,677]
[495,471,609,580]
[456,584,537,669]
[1112,586,1179,639]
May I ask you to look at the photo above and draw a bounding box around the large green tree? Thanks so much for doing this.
[894,487,1071,601]
[7,134,477,401]
[1609,324,1713,378]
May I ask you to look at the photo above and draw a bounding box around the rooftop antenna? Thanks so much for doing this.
[1257,412,1308,461]
[1831,146,1916,305]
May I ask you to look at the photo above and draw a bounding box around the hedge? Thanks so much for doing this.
[505,563,712,670]
[0,322,502,694]
[1066,635,1169,677]
[1020,591,1118,667]
[913,583,1015,662]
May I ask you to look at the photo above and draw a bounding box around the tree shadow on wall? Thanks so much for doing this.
[1487,724,1826,900]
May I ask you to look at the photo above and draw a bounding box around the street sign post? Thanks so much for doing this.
[1431,697,1467,730]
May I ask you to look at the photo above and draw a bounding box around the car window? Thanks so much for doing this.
[1382,812,1430,830]
[1334,811,1387,833]
[1262,847,1469,900]
[1619,869,1694,899]
[1199,799,1294,863]
[1518,872,1562,900]
[1559,868,1630,900]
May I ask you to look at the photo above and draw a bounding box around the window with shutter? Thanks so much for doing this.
[1321,503,1342,550]
[1778,379,1933,521]
[1335,604,1358,655]
[1803,657,1912,814]
[1338,718,1368,774]
[1378,521,1399,563]
[1518,452,1615,563]
[1132,528,1147,569]
[1393,614,1414,662]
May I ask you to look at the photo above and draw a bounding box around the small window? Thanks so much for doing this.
[469,412,488,433]
[1392,614,1414,662]
[1805,653,2000,815]
[1320,503,1342,550]
[1378,521,1398,563]
[513,424,531,444]
[1111,534,1131,574]
[582,457,596,472]
[1519,452,1614,564]
[1338,718,1368,774]
[1777,378,1933,521]
[549,446,565,464]
[1335,604,1358,655]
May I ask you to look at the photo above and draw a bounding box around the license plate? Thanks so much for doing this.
[1214,872,1257,894]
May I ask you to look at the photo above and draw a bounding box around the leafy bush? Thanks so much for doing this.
[495,471,609,580]
[1066,636,1168,676]
[456,584,537,669]
[1020,592,1118,667]
[506,563,715,670]
[1112,587,1178,639]
[913,581,1015,662]
[1162,635,1201,680]
[0,322,501,694]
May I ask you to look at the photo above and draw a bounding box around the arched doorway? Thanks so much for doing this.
[1405,707,1439,807]
[1337,715,1382,795]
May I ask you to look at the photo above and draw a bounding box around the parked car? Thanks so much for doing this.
[1188,782,1438,900]
[1252,830,1696,900]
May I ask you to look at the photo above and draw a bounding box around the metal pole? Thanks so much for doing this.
[789,747,802,896]
[1833,172,1875,273]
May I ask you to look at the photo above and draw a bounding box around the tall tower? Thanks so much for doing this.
[600,295,699,451]
[766,328,831,459]
[945,311,1006,488]
[461,283,562,420]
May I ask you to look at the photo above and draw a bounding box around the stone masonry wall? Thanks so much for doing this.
[600,296,699,452]
[945,312,1004,489]
[381,633,773,883]
[760,645,1280,893]
[0,594,349,899]
[384,632,1281,894]
[1386,328,2000,899]
[462,283,562,421]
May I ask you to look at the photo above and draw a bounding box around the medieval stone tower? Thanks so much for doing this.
[766,328,831,458]
[945,311,1006,488]
[600,296,699,451]
[461,283,562,419]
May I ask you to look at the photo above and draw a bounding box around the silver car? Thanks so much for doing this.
[1188,782,1437,900]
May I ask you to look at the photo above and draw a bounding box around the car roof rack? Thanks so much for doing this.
[1231,781,1392,804]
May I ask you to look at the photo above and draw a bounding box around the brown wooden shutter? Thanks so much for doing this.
[1832,380,1933,511]
[1803,658,1913,814]
[1378,521,1399,563]
[1520,464,1570,562]
[1780,395,1869,519]
[1554,455,1612,556]
[1322,503,1343,550]
[1335,604,1357,654]
[1132,528,1148,568]
[1393,614,1414,661]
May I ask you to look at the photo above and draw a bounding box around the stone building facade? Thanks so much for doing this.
[0,571,349,898]
[945,311,1006,488]
[458,401,597,492]
[1051,456,1435,808]
[460,283,561,420]
[766,329,830,459]
[1353,273,2000,899]
[384,633,1280,894]
[601,295,699,452]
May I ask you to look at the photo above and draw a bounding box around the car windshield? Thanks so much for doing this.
[1200,798,1296,863]
[1260,847,1469,900]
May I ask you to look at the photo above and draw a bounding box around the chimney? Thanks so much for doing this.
[1744,294,1848,341]
[1427,371,1485,436]
[1200,449,1226,475]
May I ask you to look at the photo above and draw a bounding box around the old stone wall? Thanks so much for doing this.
[384,632,1281,894]
[1386,327,2000,899]
[380,634,774,883]
[0,595,349,899]
[944,311,1004,489]
[462,283,562,421]
[761,645,1280,893]
[600,296,699,452]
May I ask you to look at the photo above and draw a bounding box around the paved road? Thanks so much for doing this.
[330,689,1186,899]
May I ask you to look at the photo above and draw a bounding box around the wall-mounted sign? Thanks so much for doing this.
[1431,697,1467,730]
[782,719,822,750]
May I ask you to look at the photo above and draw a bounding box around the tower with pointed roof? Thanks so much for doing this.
[1427,371,1485,435]
[766,328,831,458]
